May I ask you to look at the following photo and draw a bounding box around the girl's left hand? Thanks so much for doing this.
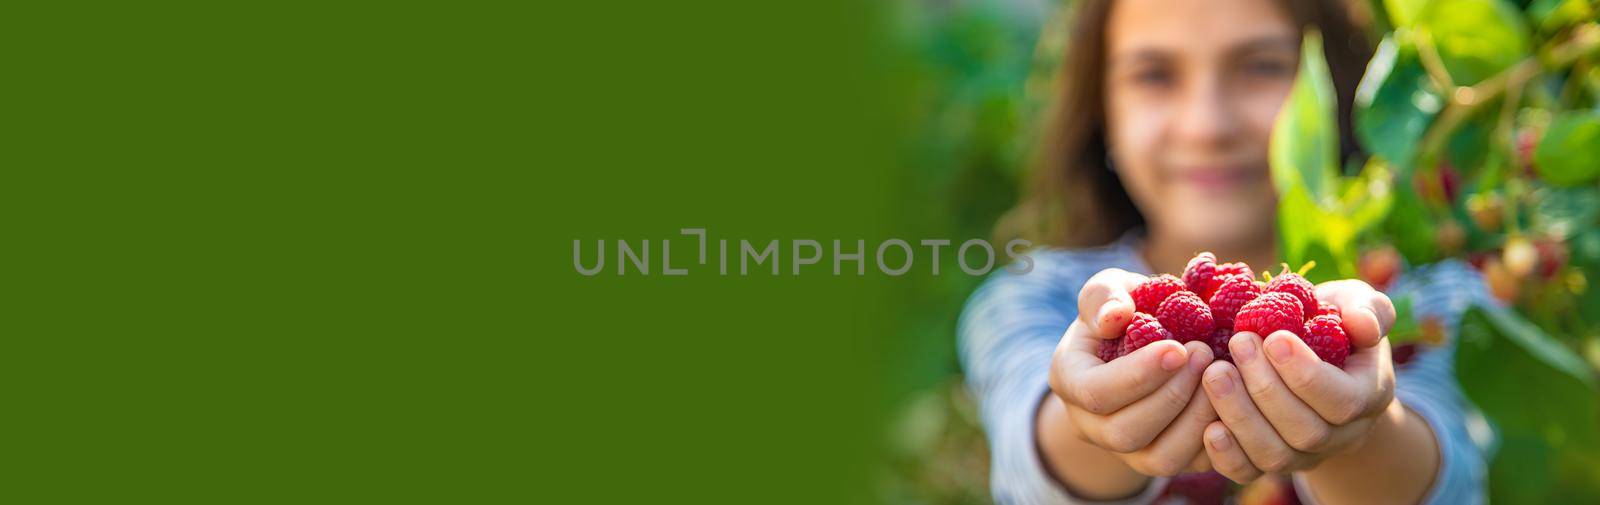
[1198,280,1399,483]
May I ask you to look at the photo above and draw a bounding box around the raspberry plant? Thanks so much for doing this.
[1274,5,1600,501]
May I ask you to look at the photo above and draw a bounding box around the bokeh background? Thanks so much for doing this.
[880,1,1059,503]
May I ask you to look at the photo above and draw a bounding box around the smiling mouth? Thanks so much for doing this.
[1179,167,1262,191]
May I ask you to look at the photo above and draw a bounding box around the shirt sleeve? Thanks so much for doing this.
[957,265,1167,505]
[1295,260,1494,505]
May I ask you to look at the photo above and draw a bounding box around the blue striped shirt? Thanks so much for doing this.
[957,234,1491,504]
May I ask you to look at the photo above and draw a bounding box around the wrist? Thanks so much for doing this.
[1304,397,1400,476]
[1333,398,1405,464]
[1301,399,1439,505]
[1034,394,1151,500]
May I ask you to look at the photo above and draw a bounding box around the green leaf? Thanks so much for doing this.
[1568,230,1600,326]
[1277,186,1358,283]
[1271,31,1340,206]
[1415,0,1531,85]
[1460,305,1598,390]
[1273,32,1402,283]
[1343,160,1396,233]
[1489,434,1559,504]
[1528,0,1594,32]
[1532,187,1600,239]
[1384,185,1438,263]
[1386,295,1421,344]
[1535,112,1600,187]
[1471,146,1509,194]
[1456,305,1600,503]
[1445,105,1495,174]
[1355,36,1442,171]
[1383,0,1431,28]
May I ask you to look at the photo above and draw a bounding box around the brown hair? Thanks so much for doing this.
[996,0,1374,248]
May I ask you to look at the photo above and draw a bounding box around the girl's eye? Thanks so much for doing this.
[1245,59,1293,77]
[1131,68,1173,87]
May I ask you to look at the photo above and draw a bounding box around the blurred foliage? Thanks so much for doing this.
[1456,305,1600,503]
[885,0,1064,410]
[1274,33,1395,282]
[882,379,993,505]
[883,0,1060,502]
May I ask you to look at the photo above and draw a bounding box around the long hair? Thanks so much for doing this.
[996,0,1373,248]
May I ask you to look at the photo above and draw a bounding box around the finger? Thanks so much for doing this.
[1062,403,1109,448]
[1057,320,1102,361]
[1182,451,1213,474]
[1202,361,1305,474]
[1233,331,1337,452]
[1118,355,1217,475]
[1267,331,1395,425]
[1052,334,1190,416]
[1078,269,1148,339]
[1342,337,1397,420]
[1058,319,1126,359]
[1091,341,1213,453]
[1315,280,1397,348]
[1313,415,1378,456]
[1052,321,1115,395]
[1204,421,1263,484]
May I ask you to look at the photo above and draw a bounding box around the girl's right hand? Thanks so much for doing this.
[1044,268,1219,477]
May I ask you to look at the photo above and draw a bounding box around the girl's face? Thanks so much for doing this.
[1103,0,1299,249]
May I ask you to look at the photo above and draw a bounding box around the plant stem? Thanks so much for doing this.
[1414,29,1455,91]
[1413,23,1600,170]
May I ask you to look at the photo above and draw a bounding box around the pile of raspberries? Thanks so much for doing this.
[1097,252,1352,367]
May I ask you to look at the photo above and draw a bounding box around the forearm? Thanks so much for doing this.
[1301,400,1440,505]
[1035,394,1152,500]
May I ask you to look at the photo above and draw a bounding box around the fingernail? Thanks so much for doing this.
[1267,337,1294,364]
[1189,347,1209,373]
[1097,302,1121,326]
[1207,371,1234,397]
[1362,305,1386,334]
[1360,304,1379,320]
[1161,349,1186,371]
[1232,336,1257,365]
[1209,429,1231,450]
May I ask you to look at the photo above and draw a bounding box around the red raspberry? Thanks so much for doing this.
[1121,312,1174,355]
[1182,252,1219,298]
[1535,238,1567,280]
[1315,301,1340,318]
[1097,337,1124,362]
[1303,314,1351,367]
[1234,292,1304,337]
[1216,262,1253,284]
[1358,246,1402,290]
[1131,274,1186,314]
[1266,272,1317,319]
[1440,163,1460,202]
[1208,274,1263,331]
[1207,328,1233,363]
[1159,471,1231,505]
[1392,342,1419,365]
[1156,291,1214,344]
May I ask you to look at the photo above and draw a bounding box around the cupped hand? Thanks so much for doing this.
[1199,281,1398,483]
[1045,268,1219,477]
